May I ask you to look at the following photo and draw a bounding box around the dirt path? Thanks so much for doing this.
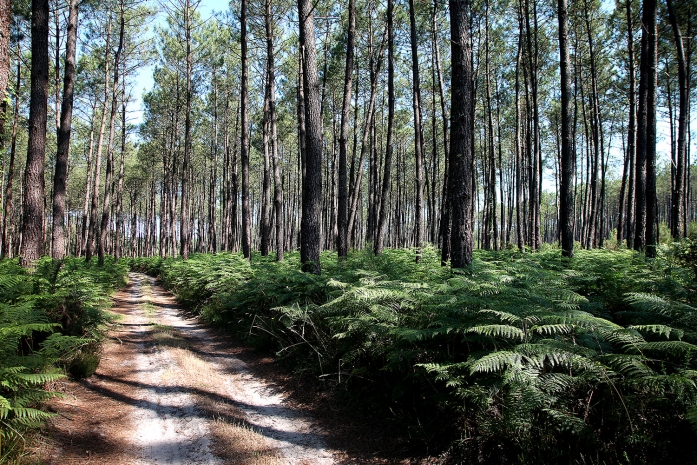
[40,273,337,465]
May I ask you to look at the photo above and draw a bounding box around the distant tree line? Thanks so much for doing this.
[0,0,694,271]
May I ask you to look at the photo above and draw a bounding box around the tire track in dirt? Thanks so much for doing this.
[43,272,336,465]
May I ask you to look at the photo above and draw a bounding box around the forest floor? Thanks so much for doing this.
[29,273,419,465]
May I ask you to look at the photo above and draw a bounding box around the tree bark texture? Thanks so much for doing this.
[20,0,50,267]
[51,0,78,260]
[448,0,474,268]
[558,0,574,258]
[298,0,323,274]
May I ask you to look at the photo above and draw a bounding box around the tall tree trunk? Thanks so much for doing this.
[634,0,657,255]
[583,0,601,248]
[298,0,323,273]
[484,0,498,251]
[625,0,637,248]
[524,0,541,250]
[241,0,251,259]
[515,15,524,251]
[337,0,355,258]
[644,0,658,257]
[433,3,451,264]
[180,0,193,259]
[20,0,50,267]
[86,12,113,262]
[347,27,386,245]
[261,61,272,256]
[51,0,78,259]
[667,0,687,240]
[114,85,126,263]
[408,0,424,262]
[558,0,574,258]
[448,0,474,267]
[1,40,17,259]
[0,0,10,254]
[98,7,124,266]
[374,0,395,256]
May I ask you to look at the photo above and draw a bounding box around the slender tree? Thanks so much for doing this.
[98,4,125,266]
[1,48,18,259]
[448,0,474,267]
[86,11,113,262]
[337,0,355,258]
[50,0,79,259]
[408,0,424,262]
[179,0,196,259]
[298,0,323,273]
[374,0,395,256]
[634,0,657,256]
[558,0,574,258]
[240,0,251,259]
[667,0,687,240]
[20,0,50,267]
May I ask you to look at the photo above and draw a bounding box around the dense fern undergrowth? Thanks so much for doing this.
[0,257,127,462]
[131,244,697,464]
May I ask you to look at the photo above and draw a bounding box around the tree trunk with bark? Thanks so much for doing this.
[51,0,78,259]
[20,0,50,267]
[337,0,355,258]
[374,0,395,256]
[667,0,687,240]
[241,0,251,259]
[558,0,574,258]
[408,0,424,262]
[180,0,193,259]
[448,0,474,268]
[298,0,323,274]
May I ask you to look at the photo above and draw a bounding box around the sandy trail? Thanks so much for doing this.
[44,272,336,465]
[143,274,335,464]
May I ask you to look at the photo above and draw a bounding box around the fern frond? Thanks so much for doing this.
[470,351,522,374]
[637,340,697,356]
[625,293,673,315]
[629,324,683,340]
[478,309,522,324]
[543,408,589,434]
[467,325,525,341]
[532,324,574,336]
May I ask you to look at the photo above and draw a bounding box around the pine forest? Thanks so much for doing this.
[1,0,697,463]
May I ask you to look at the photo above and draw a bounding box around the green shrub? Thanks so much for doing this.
[0,256,127,461]
[135,247,697,464]
[68,352,101,379]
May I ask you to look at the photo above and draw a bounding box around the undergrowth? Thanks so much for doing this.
[0,256,127,463]
[132,245,697,464]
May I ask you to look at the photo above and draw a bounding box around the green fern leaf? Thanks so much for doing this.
[629,324,683,340]
[470,351,522,374]
[467,325,525,341]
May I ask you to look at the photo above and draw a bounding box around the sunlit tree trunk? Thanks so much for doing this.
[20,0,50,267]
[374,0,395,256]
[337,0,355,258]
[667,0,687,240]
[448,0,474,267]
[241,0,251,259]
[408,0,424,262]
[298,0,323,273]
[51,0,78,259]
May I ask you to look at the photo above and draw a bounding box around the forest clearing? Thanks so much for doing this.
[1,0,697,462]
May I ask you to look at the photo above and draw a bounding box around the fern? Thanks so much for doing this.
[136,247,697,464]
[467,324,526,342]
